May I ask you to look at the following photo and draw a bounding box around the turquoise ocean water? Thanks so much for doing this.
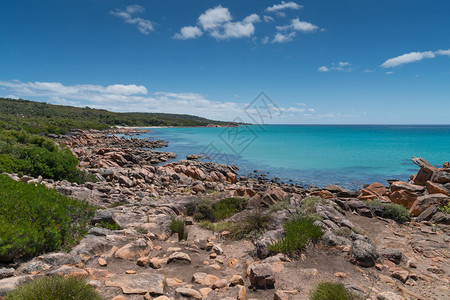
[133,125,450,189]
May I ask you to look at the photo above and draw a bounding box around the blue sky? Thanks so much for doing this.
[1,0,449,124]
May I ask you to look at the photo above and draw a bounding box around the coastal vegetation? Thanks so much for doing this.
[0,97,233,135]
[0,130,92,183]
[188,197,248,222]
[309,282,360,300]
[0,175,95,261]
[268,217,324,254]
[365,200,409,224]
[6,276,102,300]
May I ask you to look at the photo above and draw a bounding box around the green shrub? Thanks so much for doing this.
[0,175,95,260]
[169,217,187,241]
[199,221,233,232]
[440,203,450,214]
[135,226,148,234]
[268,217,323,254]
[365,200,409,224]
[301,196,326,214]
[229,210,271,240]
[191,197,248,222]
[335,227,353,237]
[7,276,102,300]
[0,130,90,183]
[98,221,119,231]
[268,200,292,213]
[309,282,360,300]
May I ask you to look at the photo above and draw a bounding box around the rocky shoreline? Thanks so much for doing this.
[1,129,449,300]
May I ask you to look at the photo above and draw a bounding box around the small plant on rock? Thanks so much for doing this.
[229,210,271,240]
[169,217,187,241]
[335,227,353,237]
[7,276,102,300]
[268,217,323,254]
[309,281,360,300]
[365,200,409,224]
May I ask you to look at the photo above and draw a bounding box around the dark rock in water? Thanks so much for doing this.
[379,248,403,264]
[350,240,379,268]
[186,154,204,160]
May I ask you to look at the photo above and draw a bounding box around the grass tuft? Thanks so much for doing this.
[309,282,360,300]
[169,217,187,241]
[7,276,102,300]
[268,217,323,254]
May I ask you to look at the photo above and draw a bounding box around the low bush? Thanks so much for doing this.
[0,175,95,261]
[335,227,353,237]
[301,196,326,214]
[309,282,360,300]
[199,221,233,233]
[169,217,187,241]
[190,197,248,222]
[268,217,323,254]
[440,203,450,214]
[229,210,271,240]
[7,276,102,300]
[365,200,409,224]
[0,130,92,183]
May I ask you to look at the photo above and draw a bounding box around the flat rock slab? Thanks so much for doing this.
[0,275,37,296]
[106,272,164,295]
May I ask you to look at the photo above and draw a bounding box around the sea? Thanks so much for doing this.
[129,125,450,190]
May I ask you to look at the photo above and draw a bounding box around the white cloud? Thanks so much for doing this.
[261,36,270,44]
[110,5,154,34]
[174,26,203,40]
[272,32,296,43]
[263,15,274,23]
[318,62,352,72]
[381,49,450,68]
[177,6,260,40]
[0,80,320,122]
[198,5,232,30]
[277,18,319,33]
[266,1,302,12]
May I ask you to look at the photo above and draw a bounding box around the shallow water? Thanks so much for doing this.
[132,125,450,189]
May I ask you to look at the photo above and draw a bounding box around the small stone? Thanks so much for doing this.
[210,253,217,259]
[228,258,239,268]
[154,296,171,300]
[334,272,347,278]
[192,272,219,285]
[210,264,221,270]
[375,264,383,271]
[166,277,186,287]
[274,290,289,300]
[378,274,395,285]
[238,285,246,300]
[212,279,229,289]
[137,257,149,267]
[111,296,127,300]
[229,274,244,286]
[199,287,212,298]
[167,247,182,252]
[149,258,161,269]
[249,263,275,288]
[125,270,136,274]
[176,287,202,299]
[98,257,107,267]
[167,252,191,264]
[212,244,224,255]
[391,269,409,283]
[376,291,404,300]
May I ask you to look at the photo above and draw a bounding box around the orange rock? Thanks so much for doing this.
[358,182,388,200]
[390,190,418,208]
[426,181,449,195]
[98,257,107,267]
[311,190,334,199]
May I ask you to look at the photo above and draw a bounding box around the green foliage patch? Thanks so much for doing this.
[7,276,102,300]
[169,217,187,241]
[0,175,95,260]
[365,200,409,224]
[268,217,323,254]
[0,130,92,183]
[229,210,271,240]
[309,282,360,300]
[189,197,248,222]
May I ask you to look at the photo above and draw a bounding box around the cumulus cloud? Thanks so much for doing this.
[266,1,302,12]
[0,80,320,122]
[381,49,450,68]
[110,4,154,34]
[276,18,319,33]
[272,32,296,43]
[175,5,260,40]
[174,26,203,40]
[318,62,352,72]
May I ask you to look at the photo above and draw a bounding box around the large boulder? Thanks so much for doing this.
[350,240,379,267]
[409,194,450,216]
[249,263,275,288]
[411,157,437,185]
[358,182,388,200]
[390,181,425,193]
[431,170,450,184]
[389,190,418,208]
[426,181,449,195]
[114,239,152,260]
